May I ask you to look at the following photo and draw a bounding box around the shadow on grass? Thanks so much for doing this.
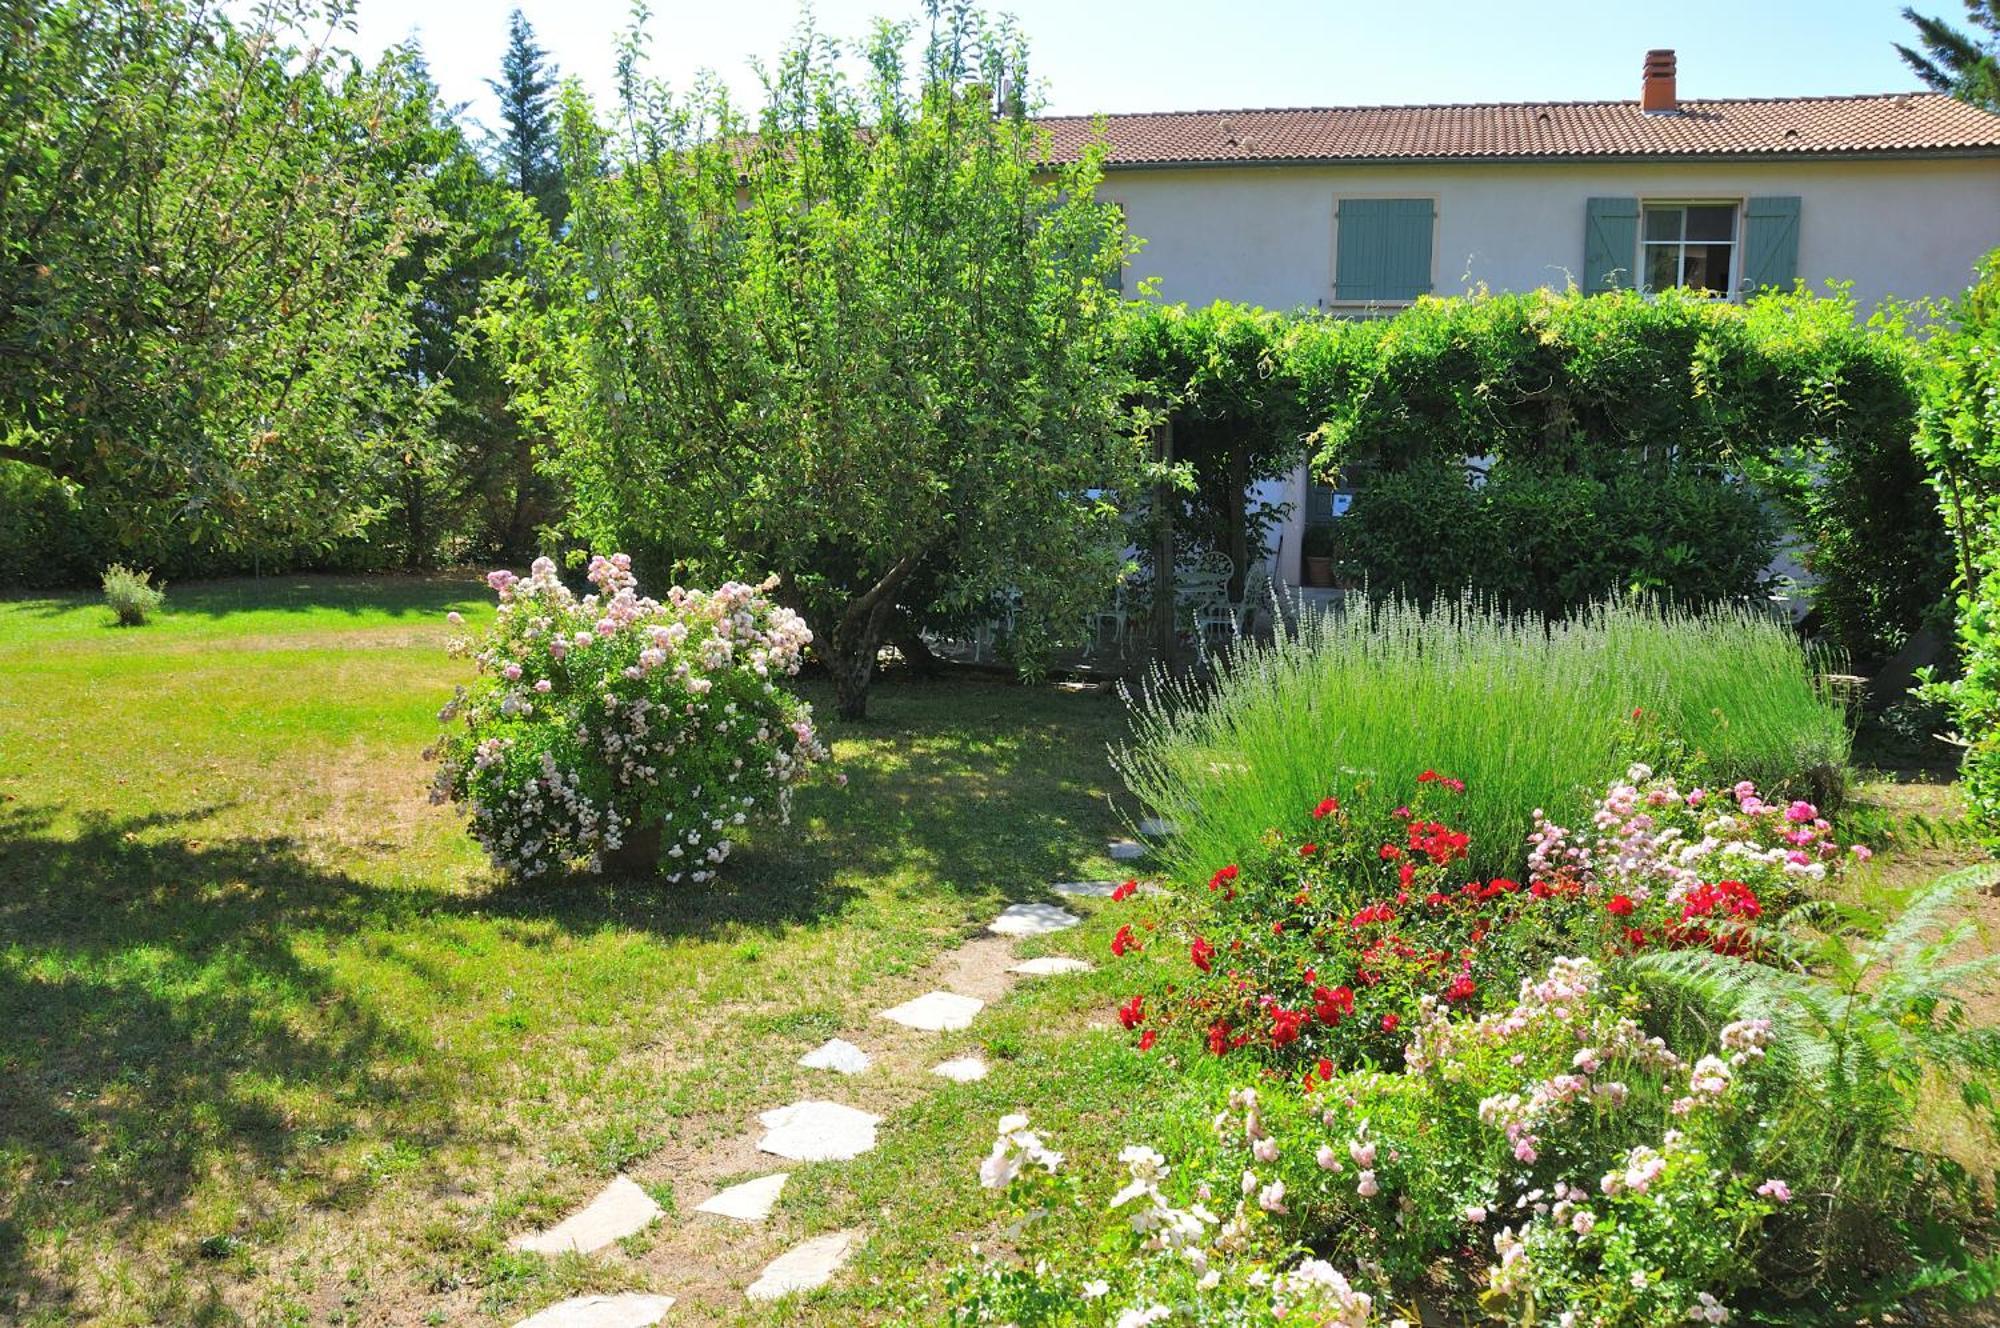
[0,804,455,1296]
[0,570,490,622]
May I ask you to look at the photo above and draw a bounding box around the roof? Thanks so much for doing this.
[1036,93,2000,168]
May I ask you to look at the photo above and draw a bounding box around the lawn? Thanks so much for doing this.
[0,574,1184,1326]
[3,575,1993,1327]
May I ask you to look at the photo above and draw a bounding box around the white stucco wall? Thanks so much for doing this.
[1100,155,2000,584]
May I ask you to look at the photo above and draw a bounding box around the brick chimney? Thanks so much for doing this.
[1642,49,1678,114]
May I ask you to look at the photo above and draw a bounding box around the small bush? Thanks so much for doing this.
[1115,596,1851,886]
[427,553,828,880]
[100,564,164,625]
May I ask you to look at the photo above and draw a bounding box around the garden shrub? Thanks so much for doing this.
[1281,287,1944,658]
[1324,462,1778,614]
[100,564,164,626]
[427,553,827,880]
[1115,595,1850,888]
[1916,251,2000,837]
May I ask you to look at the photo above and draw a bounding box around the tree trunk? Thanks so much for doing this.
[1151,416,1177,666]
[888,609,944,678]
[819,553,924,721]
[1226,445,1250,600]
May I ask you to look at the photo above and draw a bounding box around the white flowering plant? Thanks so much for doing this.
[948,1111,1389,1327]
[427,553,828,880]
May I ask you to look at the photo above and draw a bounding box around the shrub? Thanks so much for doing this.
[100,563,164,625]
[1916,250,2000,837]
[427,553,827,880]
[1115,596,1851,887]
[1281,286,1945,657]
[1326,463,1779,615]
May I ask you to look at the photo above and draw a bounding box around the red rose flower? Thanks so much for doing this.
[1270,1007,1308,1047]
[1379,844,1402,860]
[1299,842,1318,857]
[1190,935,1214,973]
[1117,993,1145,1029]
[1445,974,1477,1002]
[1317,1057,1335,1081]
[1111,924,1141,957]
[1607,893,1635,917]
[1313,983,1355,1024]
[1398,861,1415,889]
[1312,796,1340,819]
[1207,1019,1231,1056]
[1208,864,1240,892]
[1380,1012,1401,1033]
[1624,926,1648,948]
[1417,769,1439,783]
[1138,1028,1158,1051]
[1111,878,1139,902]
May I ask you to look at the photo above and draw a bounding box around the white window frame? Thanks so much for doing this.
[1639,200,1743,300]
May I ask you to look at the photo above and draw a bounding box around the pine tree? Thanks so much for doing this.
[1897,2,2000,110]
[487,9,566,228]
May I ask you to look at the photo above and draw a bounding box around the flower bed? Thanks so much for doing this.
[427,554,827,879]
[1105,766,1861,1082]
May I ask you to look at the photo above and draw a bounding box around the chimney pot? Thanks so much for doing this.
[1642,48,1678,114]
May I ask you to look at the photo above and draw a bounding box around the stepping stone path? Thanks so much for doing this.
[931,1056,988,1083]
[758,1100,882,1162]
[697,1172,789,1223]
[513,1294,674,1328]
[506,881,1118,1313]
[1009,955,1093,976]
[987,902,1080,936]
[877,989,984,1032]
[511,1174,662,1255]
[798,1037,871,1074]
[1107,837,1146,861]
[1139,816,1178,837]
[746,1229,862,1301]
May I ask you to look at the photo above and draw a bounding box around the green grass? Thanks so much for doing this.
[1115,595,1853,885]
[0,574,1165,1325]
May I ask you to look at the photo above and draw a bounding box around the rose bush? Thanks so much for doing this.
[427,553,827,879]
[1106,766,1857,1079]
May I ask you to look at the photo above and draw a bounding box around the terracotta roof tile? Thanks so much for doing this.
[1037,93,2000,167]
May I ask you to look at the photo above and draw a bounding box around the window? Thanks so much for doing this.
[1641,203,1738,296]
[1334,198,1435,304]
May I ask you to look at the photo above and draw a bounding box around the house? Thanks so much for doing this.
[1041,51,2000,592]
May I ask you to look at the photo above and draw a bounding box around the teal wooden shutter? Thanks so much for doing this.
[1741,196,1801,295]
[1335,198,1434,302]
[1582,197,1639,293]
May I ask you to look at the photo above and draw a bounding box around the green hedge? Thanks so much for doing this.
[1275,287,1947,654]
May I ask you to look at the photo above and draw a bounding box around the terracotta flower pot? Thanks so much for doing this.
[605,821,663,876]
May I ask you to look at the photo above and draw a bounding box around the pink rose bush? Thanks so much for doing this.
[428,553,826,879]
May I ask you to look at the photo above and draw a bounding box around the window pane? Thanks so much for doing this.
[1681,242,1733,294]
[1685,205,1736,242]
[1644,244,1680,292]
[1643,207,1683,242]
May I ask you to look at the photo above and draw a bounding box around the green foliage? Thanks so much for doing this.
[1282,287,1945,656]
[1115,596,1850,886]
[99,563,163,626]
[1116,302,1309,594]
[1916,252,2000,837]
[1628,864,2000,1306]
[0,1,445,559]
[1323,462,1778,615]
[1897,1,2000,110]
[488,5,1143,717]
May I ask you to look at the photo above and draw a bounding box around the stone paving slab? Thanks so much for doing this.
[513,1293,675,1328]
[876,990,984,1032]
[1008,955,1094,976]
[931,1056,988,1083]
[696,1172,788,1223]
[798,1037,871,1074]
[1050,879,1121,897]
[987,902,1080,937]
[1139,817,1179,837]
[745,1229,862,1301]
[1107,838,1146,861]
[511,1174,663,1255]
[757,1100,881,1161]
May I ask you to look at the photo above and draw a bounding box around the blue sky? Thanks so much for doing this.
[336,0,1934,136]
